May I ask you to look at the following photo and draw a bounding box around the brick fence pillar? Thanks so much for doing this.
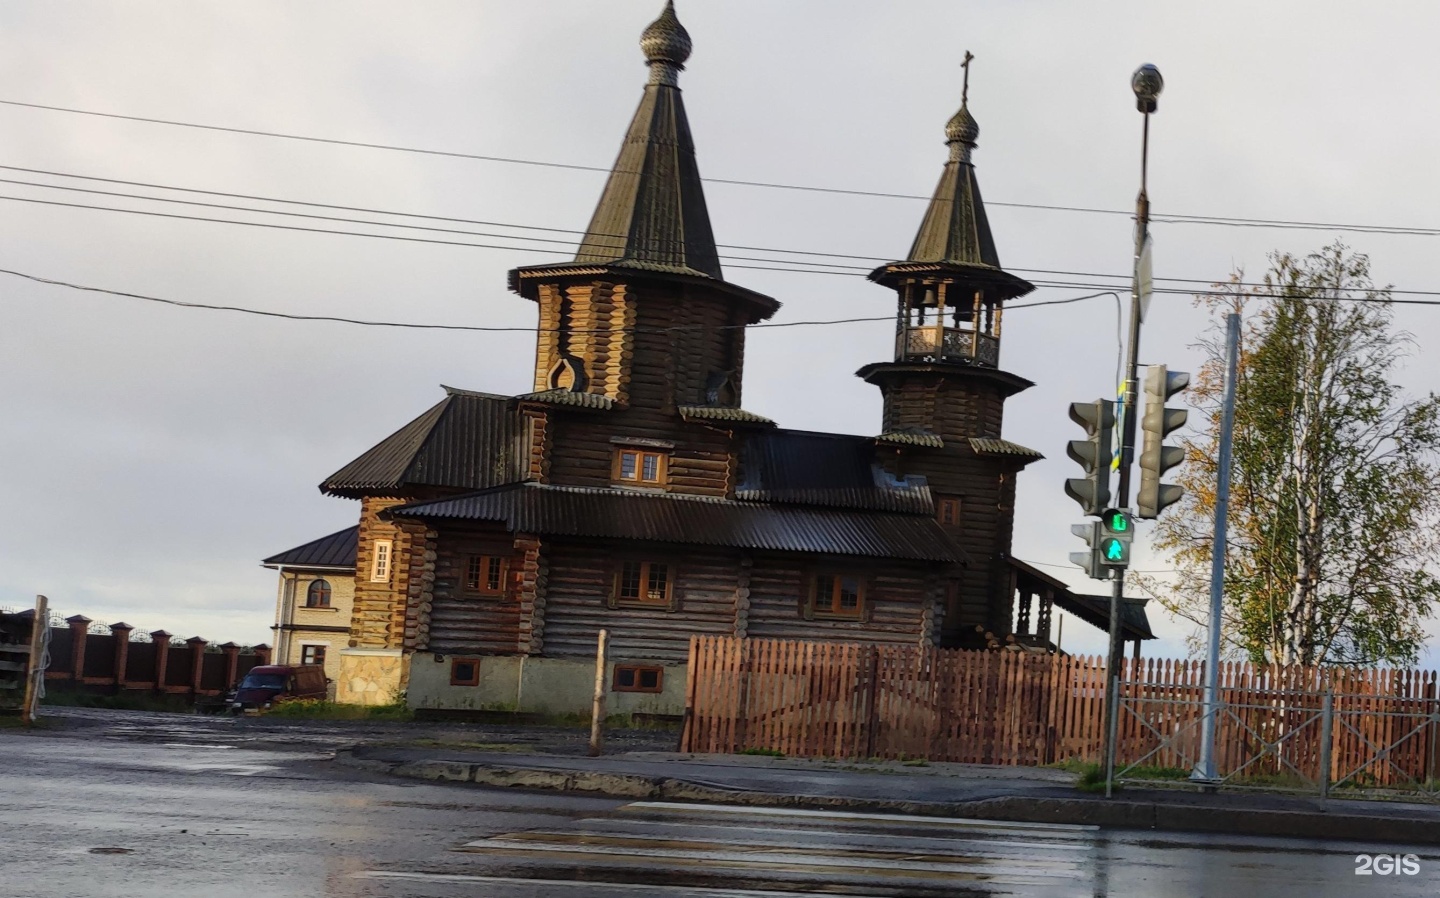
[253,644,272,666]
[219,643,240,691]
[186,637,207,696]
[150,630,172,692]
[109,623,133,690]
[66,615,90,683]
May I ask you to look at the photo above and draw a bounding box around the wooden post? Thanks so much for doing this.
[588,628,609,757]
[20,595,48,726]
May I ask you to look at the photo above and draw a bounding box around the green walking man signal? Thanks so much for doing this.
[1072,508,1134,579]
[1099,508,1133,568]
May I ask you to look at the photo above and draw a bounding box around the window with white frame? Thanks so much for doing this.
[371,539,393,582]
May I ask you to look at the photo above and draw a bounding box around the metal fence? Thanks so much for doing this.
[1115,688,1440,800]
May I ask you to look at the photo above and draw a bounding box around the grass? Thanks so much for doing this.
[1074,763,1111,793]
[264,698,413,721]
[737,746,786,758]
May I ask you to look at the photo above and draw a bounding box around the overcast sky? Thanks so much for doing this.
[2,1,1439,662]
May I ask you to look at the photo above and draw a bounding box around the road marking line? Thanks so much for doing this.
[459,838,1083,878]
[354,871,893,897]
[560,820,1094,852]
[621,801,1099,832]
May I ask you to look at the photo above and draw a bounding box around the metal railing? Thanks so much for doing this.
[1114,688,1440,800]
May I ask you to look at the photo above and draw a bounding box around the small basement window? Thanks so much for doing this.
[613,447,667,486]
[465,555,507,596]
[811,573,865,620]
[450,658,480,686]
[613,560,673,607]
[613,664,664,693]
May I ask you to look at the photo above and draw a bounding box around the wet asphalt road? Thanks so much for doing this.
[4,710,1440,897]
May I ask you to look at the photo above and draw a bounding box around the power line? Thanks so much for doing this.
[0,265,1113,332]
[14,170,1440,300]
[5,97,1440,237]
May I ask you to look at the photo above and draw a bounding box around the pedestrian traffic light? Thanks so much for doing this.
[1065,399,1115,517]
[1069,522,1106,580]
[1138,365,1190,519]
[1099,507,1133,568]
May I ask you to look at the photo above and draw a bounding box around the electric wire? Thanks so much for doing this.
[5,98,1440,238]
[13,165,1440,298]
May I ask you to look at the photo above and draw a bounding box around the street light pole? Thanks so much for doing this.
[1103,63,1163,796]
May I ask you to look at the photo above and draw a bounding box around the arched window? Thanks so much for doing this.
[306,579,332,608]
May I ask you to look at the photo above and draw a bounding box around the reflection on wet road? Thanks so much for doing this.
[3,720,1439,897]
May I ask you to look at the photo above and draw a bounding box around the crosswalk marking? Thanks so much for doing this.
[353,871,893,897]
[458,834,1084,880]
[621,800,1099,832]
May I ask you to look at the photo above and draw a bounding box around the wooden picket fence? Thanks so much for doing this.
[679,636,1440,789]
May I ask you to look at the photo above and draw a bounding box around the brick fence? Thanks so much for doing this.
[46,615,272,697]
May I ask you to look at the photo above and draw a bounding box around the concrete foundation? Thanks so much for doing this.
[337,647,408,705]
[407,654,687,717]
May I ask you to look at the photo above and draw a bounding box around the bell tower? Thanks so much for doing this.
[857,60,1044,647]
[858,60,1035,443]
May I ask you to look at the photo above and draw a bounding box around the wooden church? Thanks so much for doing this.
[268,2,1149,712]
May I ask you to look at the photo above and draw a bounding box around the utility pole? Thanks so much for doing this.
[1194,312,1240,782]
[1102,63,1163,796]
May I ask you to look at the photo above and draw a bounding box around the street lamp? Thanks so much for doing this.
[1101,63,1163,796]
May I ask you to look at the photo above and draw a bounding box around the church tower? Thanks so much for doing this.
[857,64,1043,646]
[508,1,778,419]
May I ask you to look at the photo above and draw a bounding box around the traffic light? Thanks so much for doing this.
[1099,508,1133,568]
[1065,399,1115,516]
[1138,365,1190,519]
[1069,522,1105,580]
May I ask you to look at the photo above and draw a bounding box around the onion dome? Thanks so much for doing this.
[946,103,979,146]
[640,1,692,69]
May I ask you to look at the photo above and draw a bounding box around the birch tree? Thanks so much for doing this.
[1144,243,1440,666]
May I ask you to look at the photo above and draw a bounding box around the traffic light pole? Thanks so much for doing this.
[1102,103,1153,798]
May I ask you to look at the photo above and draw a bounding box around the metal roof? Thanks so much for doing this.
[969,437,1044,460]
[262,526,358,569]
[387,482,962,564]
[678,405,776,427]
[1010,559,1154,641]
[570,3,721,280]
[868,100,1034,301]
[516,389,617,410]
[878,430,945,449]
[735,429,933,514]
[321,387,527,496]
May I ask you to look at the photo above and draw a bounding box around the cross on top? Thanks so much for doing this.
[961,51,974,104]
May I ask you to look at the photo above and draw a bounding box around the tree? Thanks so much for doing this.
[1143,243,1440,667]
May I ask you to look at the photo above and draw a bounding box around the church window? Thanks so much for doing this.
[370,540,392,582]
[465,555,508,596]
[612,560,673,608]
[613,448,667,486]
[809,573,865,620]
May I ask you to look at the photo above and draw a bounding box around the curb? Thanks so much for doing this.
[333,750,1440,846]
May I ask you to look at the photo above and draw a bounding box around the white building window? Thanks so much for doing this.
[371,539,393,582]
